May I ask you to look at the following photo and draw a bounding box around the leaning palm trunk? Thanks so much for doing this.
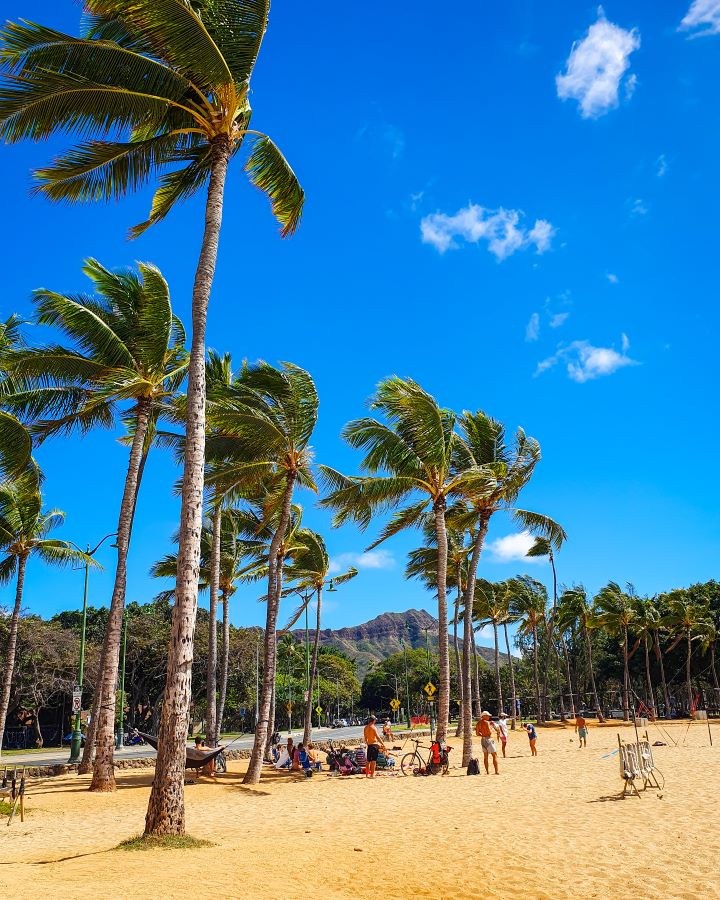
[145,144,230,834]
[654,630,671,718]
[492,621,503,715]
[461,516,488,766]
[532,624,541,724]
[303,587,322,746]
[472,633,482,716]
[503,622,517,730]
[78,648,104,773]
[216,590,230,736]
[244,475,296,785]
[622,627,630,722]
[206,503,222,745]
[433,500,450,742]
[453,589,463,737]
[685,630,693,716]
[583,625,604,722]
[0,554,27,758]
[643,637,656,718]
[91,399,151,791]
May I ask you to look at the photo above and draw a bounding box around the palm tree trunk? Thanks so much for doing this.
[91,398,151,792]
[654,630,671,718]
[643,637,656,718]
[461,515,489,766]
[144,141,230,834]
[216,589,230,736]
[622,626,630,722]
[303,587,322,746]
[686,630,693,716]
[711,642,720,705]
[560,633,576,719]
[540,552,558,724]
[453,586,463,737]
[433,498,450,742]
[503,622,517,730]
[78,648,104,773]
[244,474,296,785]
[532,623,541,724]
[472,631,482,717]
[584,624,604,722]
[492,621,503,715]
[206,503,222,745]
[0,554,27,758]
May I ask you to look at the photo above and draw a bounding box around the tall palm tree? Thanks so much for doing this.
[508,575,547,724]
[279,529,357,745]
[450,411,565,762]
[320,377,472,742]
[207,362,319,784]
[630,595,662,719]
[496,581,519,730]
[0,466,93,755]
[0,2,304,834]
[2,259,188,790]
[557,587,604,722]
[663,589,711,716]
[473,580,506,716]
[595,582,636,722]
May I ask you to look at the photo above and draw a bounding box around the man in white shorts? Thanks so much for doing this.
[475,710,500,774]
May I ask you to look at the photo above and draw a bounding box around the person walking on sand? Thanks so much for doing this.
[475,711,500,774]
[526,722,538,756]
[575,714,588,748]
[496,712,509,758]
[364,715,387,778]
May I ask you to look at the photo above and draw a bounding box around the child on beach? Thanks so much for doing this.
[525,723,538,756]
[575,714,588,748]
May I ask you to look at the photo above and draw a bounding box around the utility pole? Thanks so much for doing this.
[401,639,412,729]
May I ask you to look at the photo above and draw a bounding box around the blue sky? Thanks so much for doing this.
[2,1,720,646]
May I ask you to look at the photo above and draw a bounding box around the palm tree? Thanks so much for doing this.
[473,580,506,716]
[526,536,572,721]
[508,576,547,723]
[280,529,357,745]
[206,362,319,784]
[0,466,93,755]
[557,587,604,722]
[663,589,711,716]
[595,582,636,722]
[320,377,472,742]
[2,259,187,790]
[630,595,662,719]
[450,411,565,761]
[0,3,304,833]
[496,581,519,730]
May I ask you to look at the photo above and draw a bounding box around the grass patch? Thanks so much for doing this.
[117,834,214,852]
[0,800,13,816]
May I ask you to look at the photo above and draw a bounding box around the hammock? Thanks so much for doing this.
[136,732,225,771]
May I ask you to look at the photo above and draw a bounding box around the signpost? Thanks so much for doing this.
[72,685,82,714]
[390,698,401,711]
[423,681,437,699]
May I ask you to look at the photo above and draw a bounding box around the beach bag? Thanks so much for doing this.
[466,758,480,775]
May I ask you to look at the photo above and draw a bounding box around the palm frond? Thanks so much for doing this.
[245,134,304,237]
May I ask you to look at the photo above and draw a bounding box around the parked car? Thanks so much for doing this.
[332,718,349,728]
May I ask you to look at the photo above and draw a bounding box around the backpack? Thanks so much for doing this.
[466,757,480,776]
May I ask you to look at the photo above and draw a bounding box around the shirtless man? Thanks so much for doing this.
[475,711,500,774]
[575,714,588,748]
[363,715,387,778]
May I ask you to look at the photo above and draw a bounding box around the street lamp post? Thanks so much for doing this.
[68,532,117,764]
[115,609,128,749]
[401,639,412,729]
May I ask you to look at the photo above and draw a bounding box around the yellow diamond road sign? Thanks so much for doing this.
[390,698,401,711]
[315,705,323,715]
[423,681,437,698]
[285,702,292,713]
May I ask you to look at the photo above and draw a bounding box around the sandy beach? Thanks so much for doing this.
[1,721,717,900]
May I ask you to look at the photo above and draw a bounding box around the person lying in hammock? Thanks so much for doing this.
[194,735,224,776]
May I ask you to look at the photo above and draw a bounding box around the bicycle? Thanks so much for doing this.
[215,750,227,774]
[399,738,451,776]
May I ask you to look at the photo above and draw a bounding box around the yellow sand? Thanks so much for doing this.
[1,722,718,899]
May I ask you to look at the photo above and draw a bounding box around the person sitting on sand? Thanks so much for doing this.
[306,741,322,771]
[274,737,294,769]
[496,712,508,758]
[475,711,500,774]
[382,719,393,742]
[364,715,387,778]
[526,723,538,756]
[575,715,588,748]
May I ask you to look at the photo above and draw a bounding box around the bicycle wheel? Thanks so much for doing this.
[400,752,423,776]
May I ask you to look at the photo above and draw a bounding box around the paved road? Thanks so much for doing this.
[2,725,366,767]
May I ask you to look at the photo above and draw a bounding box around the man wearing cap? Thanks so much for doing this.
[475,711,500,774]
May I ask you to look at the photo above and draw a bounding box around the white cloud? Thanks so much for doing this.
[535,333,638,383]
[525,312,540,342]
[328,549,395,574]
[656,154,668,177]
[421,203,555,259]
[556,10,641,119]
[630,198,648,216]
[550,311,570,328]
[679,0,720,36]
[487,531,540,563]
[606,272,619,284]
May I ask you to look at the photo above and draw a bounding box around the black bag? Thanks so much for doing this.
[466,757,480,775]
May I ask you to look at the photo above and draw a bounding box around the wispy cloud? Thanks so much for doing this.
[679,0,720,36]
[656,154,668,177]
[606,272,619,284]
[328,549,395,574]
[487,531,540,563]
[525,312,540,342]
[550,312,570,328]
[629,197,648,217]
[355,121,405,160]
[421,203,555,259]
[535,333,638,383]
[556,9,641,119]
